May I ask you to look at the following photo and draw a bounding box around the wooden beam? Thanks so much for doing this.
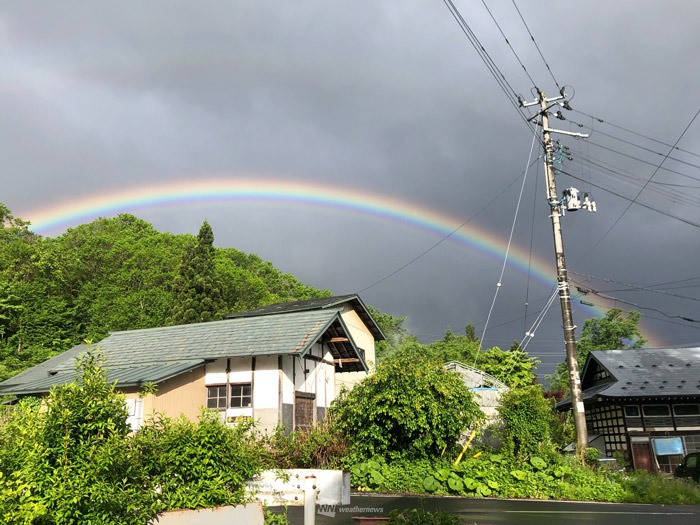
[328,337,349,343]
[334,358,360,364]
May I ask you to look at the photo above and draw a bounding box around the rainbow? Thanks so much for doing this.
[18,177,663,346]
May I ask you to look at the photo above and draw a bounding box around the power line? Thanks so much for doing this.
[557,166,700,229]
[581,105,700,255]
[480,0,537,88]
[356,158,541,294]
[441,0,541,138]
[569,119,700,173]
[572,281,700,323]
[510,0,561,91]
[572,108,700,160]
[570,271,700,303]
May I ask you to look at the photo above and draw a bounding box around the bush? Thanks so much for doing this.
[0,348,271,523]
[0,349,157,525]
[620,471,700,504]
[262,419,348,469]
[329,344,483,461]
[497,385,558,460]
[134,411,267,510]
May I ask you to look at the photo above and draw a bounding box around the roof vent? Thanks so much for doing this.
[681,380,686,384]
[643,381,649,384]
[669,364,675,367]
[621,386,627,390]
[678,385,683,389]
[651,364,657,368]
[659,386,665,390]
[626,381,632,385]
[635,364,641,368]
[686,363,691,367]
[48,370,58,376]
[640,386,645,390]
[662,380,668,384]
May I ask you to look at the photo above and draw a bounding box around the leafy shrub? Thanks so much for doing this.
[330,344,483,461]
[264,508,290,525]
[134,410,266,510]
[0,348,272,523]
[0,349,158,525]
[262,419,348,469]
[497,385,558,460]
[584,447,600,467]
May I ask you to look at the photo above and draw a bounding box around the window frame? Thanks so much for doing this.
[206,384,229,411]
[206,383,253,410]
[230,383,253,409]
[642,404,671,417]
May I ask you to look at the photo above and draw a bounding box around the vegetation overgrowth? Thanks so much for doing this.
[0,350,269,524]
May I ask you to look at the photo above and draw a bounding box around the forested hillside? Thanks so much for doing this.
[0,204,329,381]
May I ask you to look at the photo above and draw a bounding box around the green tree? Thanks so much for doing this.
[168,220,226,325]
[424,327,537,388]
[329,343,483,461]
[497,384,558,459]
[547,309,646,392]
[367,306,416,362]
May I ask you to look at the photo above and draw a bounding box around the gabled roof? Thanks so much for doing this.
[559,348,700,409]
[0,308,367,396]
[226,294,385,341]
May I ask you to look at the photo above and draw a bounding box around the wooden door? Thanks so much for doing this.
[631,442,654,472]
[294,392,315,431]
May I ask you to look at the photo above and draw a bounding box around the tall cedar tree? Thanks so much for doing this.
[168,221,225,325]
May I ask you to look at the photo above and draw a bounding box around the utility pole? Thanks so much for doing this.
[521,89,590,456]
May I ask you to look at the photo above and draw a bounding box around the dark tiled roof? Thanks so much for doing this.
[558,347,700,409]
[587,347,700,398]
[0,308,366,396]
[226,294,385,340]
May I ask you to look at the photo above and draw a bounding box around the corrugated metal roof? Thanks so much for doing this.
[0,309,346,396]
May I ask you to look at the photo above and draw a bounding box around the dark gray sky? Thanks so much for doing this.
[3,1,700,377]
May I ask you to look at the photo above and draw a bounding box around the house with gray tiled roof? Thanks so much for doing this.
[0,295,383,433]
[557,348,700,474]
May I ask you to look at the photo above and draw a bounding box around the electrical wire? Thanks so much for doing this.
[498,288,558,385]
[474,126,538,368]
[441,0,542,139]
[523,157,540,336]
[480,0,537,88]
[569,119,700,173]
[556,166,700,229]
[572,108,700,160]
[571,282,700,323]
[356,158,541,294]
[570,271,700,303]
[510,0,561,91]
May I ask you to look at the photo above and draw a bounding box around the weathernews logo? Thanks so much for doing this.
[317,505,384,518]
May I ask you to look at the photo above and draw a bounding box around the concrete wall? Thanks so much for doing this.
[155,503,263,525]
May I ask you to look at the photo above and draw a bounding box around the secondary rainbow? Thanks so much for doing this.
[19,177,663,346]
